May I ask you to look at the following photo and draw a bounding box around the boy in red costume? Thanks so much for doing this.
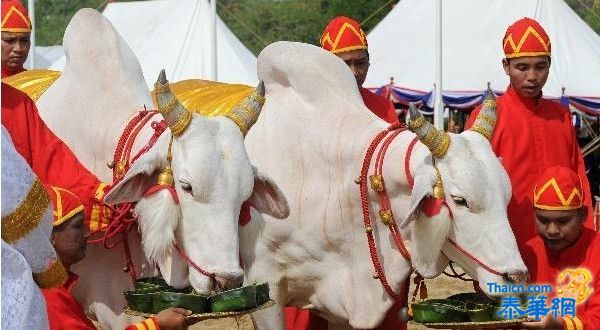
[521,166,599,329]
[42,186,191,330]
[320,16,398,124]
[466,18,594,259]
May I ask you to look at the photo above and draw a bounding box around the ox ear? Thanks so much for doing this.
[248,166,289,219]
[104,139,167,204]
[399,171,452,277]
[398,173,434,229]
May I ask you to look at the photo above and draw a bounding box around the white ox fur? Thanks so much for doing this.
[36,10,288,329]
[240,42,528,329]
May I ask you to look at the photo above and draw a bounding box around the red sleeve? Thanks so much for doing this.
[42,287,97,330]
[1,83,105,228]
[570,125,596,232]
[124,317,160,330]
[577,286,600,330]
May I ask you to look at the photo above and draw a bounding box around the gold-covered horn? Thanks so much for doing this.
[407,103,450,158]
[154,69,193,137]
[470,87,497,140]
[225,81,265,136]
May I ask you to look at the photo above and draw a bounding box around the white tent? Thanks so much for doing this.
[51,0,258,87]
[25,45,64,69]
[365,0,600,99]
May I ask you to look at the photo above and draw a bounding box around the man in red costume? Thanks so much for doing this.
[1,0,30,78]
[521,166,599,329]
[466,17,594,258]
[43,186,191,330]
[320,16,398,124]
[2,82,110,230]
[1,0,110,230]
[284,16,405,330]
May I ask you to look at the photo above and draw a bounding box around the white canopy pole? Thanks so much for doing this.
[208,0,217,80]
[433,0,443,129]
[27,0,35,69]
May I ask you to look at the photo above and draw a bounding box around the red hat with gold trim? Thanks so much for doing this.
[48,186,84,227]
[1,0,31,33]
[503,17,551,59]
[320,16,367,54]
[534,166,583,211]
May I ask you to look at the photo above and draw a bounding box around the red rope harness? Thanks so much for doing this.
[173,244,216,280]
[359,122,412,300]
[89,109,221,284]
[88,110,164,283]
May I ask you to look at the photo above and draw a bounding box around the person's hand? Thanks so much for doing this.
[522,315,564,329]
[154,307,192,330]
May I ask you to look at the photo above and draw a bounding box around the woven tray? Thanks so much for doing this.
[410,317,533,329]
[123,300,276,321]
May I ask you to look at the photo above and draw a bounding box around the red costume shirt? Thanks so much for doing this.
[466,85,594,254]
[1,82,103,227]
[42,272,96,330]
[522,228,600,329]
[43,272,160,330]
[360,87,398,124]
[2,66,25,78]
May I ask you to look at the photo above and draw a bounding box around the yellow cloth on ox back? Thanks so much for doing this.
[3,69,254,117]
[2,69,61,101]
[151,79,254,117]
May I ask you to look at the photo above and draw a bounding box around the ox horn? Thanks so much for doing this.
[225,81,265,136]
[470,87,497,141]
[154,69,193,137]
[407,103,450,158]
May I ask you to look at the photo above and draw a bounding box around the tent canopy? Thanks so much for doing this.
[366,0,600,114]
[51,0,257,87]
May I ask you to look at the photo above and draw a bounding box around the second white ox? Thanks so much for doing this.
[35,9,288,329]
[241,41,528,328]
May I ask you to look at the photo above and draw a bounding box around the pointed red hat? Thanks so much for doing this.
[48,186,84,227]
[534,166,583,211]
[320,16,367,54]
[503,17,551,59]
[1,0,31,33]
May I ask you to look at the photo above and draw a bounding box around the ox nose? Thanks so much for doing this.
[214,275,244,291]
[504,271,529,285]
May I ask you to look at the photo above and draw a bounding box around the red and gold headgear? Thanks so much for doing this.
[503,17,550,59]
[320,16,367,54]
[48,186,84,227]
[1,0,31,33]
[534,166,583,211]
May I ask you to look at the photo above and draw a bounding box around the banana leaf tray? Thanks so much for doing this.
[123,299,276,321]
[409,317,533,329]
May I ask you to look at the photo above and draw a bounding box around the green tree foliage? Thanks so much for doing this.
[565,0,600,33]
[33,0,600,52]
[217,0,396,55]
[35,0,111,46]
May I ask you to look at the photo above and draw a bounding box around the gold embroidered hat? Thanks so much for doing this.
[534,166,583,211]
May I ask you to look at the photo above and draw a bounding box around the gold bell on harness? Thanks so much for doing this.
[432,166,445,199]
[157,165,174,186]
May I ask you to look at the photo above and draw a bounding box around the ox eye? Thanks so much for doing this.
[451,195,468,208]
[179,180,193,194]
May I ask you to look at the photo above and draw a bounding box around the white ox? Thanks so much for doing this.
[240,42,528,329]
[35,10,288,329]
